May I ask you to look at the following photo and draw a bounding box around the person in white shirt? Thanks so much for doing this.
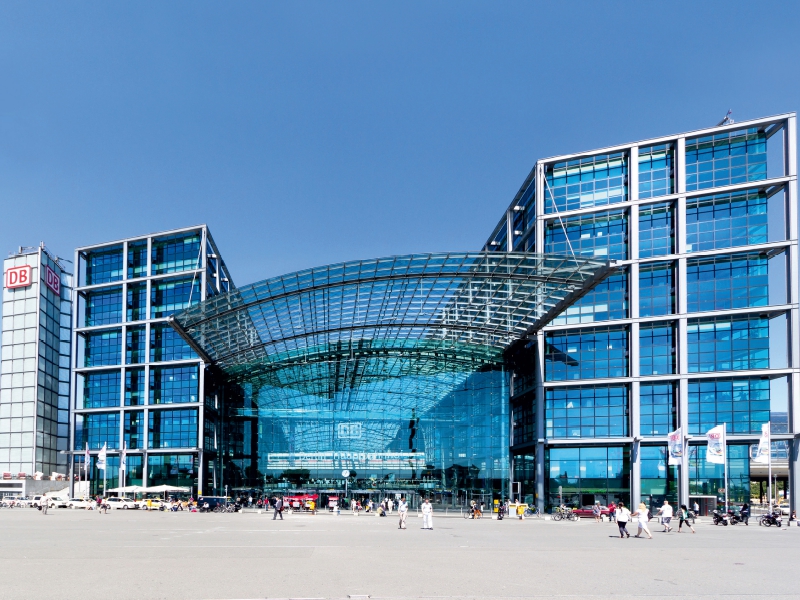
[632,502,653,539]
[397,496,408,529]
[421,498,433,530]
[657,500,674,532]
[388,498,394,514]
[615,501,631,538]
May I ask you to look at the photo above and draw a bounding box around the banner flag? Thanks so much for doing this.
[705,425,726,465]
[120,441,127,472]
[97,442,107,471]
[753,422,771,464]
[667,428,683,466]
[84,443,90,471]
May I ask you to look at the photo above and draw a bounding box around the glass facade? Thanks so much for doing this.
[687,316,770,372]
[685,128,766,191]
[640,383,675,437]
[545,327,627,381]
[545,210,627,260]
[545,385,628,438]
[638,144,674,199]
[639,202,673,258]
[545,153,627,212]
[686,253,768,313]
[547,446,630,508]
[639,324,674,376]
[552,271,627,325]
[639,262,674,317]
[685,190,767,252]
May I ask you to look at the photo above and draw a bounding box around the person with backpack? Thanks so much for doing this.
[273,496,284,520]
[615,501,631,538]
[677,504,695,533]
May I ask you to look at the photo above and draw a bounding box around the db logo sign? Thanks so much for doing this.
[5,265,32,289]
[45,266,60,295]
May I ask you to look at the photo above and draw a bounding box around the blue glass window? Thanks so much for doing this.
[547,446,629,507]
[148,409,198,448]
[126,326,146,364]
[150,323,195,362]
[84,329,122,367]
[686,190,767,252]
[638,144,673,199]
[124,411,144,449]
[151,278,200,318]
[83,371,121,408]
[689,444,750,503]
[639,262,674,317]
[127,283,147,322]
[640,324,674,375]
[125,368,145,406]
[147,454,197,487]
[552,271,627,325]
[545,153,627,213]
[688,378,770,435]
[75,412,119,449]
[687,253,768,313]
[639,202,673,258]
[545,327,627,381]
[151,233,201,275]
[487,224,507,252]
[84,246,123,285]
[127,242,148,279]
[687,316,769,373]
[640,384,675,437]
[640,446,677,508]
[545,385,628,438]
[84,288,122,326]
[685,128,766,191]
[545,210,627,260]
[149,366,198,404]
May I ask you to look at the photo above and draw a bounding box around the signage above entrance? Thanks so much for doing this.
[5,265,32,289]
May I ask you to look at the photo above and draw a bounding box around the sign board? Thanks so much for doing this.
[45,265,60,295]
[5,265,32,289]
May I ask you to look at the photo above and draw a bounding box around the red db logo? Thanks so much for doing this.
[5,265,32,289]
[45,265,60,295]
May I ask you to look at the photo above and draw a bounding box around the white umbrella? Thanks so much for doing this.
[106,485,144,494]
[141,484,190,500]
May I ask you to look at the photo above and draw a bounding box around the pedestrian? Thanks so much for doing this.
[421,497,433,530]
[592,501,602,523]
[632,502,652,539]
[615,502,630,538]
[608,501,616,523]
[677,504,695,533]
[248,495,253,508]
[41,496,48,515]
[272,496,283,520]
[398,496,408,529]
[657,500,673,532]
[692,500,699,516]
[388,498,394,514]
[740,502,750,525]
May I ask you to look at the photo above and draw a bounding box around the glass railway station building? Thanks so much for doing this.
[2,113,796,513]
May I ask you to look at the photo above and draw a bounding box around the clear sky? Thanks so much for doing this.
[0,1,798,286]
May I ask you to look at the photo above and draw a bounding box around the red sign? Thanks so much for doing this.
[45,265,60,295]
[5,265,32,289]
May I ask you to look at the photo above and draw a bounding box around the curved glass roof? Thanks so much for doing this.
[170,252,614,386]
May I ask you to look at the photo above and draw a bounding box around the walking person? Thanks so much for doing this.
[421,497,433,530]
[388,498,394,514]
[608,501,616,523]
[615,502,630,538]
[657,500,673,532]
[398,496,408,529]
[677,504,695,533]
[272,496,284,520]
[41,496,48,515]
[592,501,602,523]
[632,502,653,539]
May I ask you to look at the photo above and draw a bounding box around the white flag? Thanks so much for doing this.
[84,443,90,472]
[120,441,127,472]
[97,442,107,472]
[705,425,726,465]
[667,428,683,466]
[753,422,771,464]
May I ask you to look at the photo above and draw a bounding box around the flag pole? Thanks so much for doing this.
[723,423,728,514]
[767,423,772,514]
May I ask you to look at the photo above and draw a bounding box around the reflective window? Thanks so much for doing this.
[84,329,122,367]
[127,241,148,279]
[638,144,674,199]
[125,368,145,406]
[685,128,766,191]
[552,270,627,325]
[151,278,200,318]
[640,324,674,376]
[639,202,673,258]
[147,454,197,488]
[149,366,198,404]
[545,210,627,260]
[84,288,122,326]
[84,246,123,285]
[545,327,627,381]
[83,371,121,408]
[511,180,535,249]
[687,253,768,313]
[150,323,195,362]
[124,410,144,449]
[126,283,147,322]
[640,383,675,437]
[640,446,677,511]
[545,385,628,438]
[546,446,629,508]
[688,378,770,435]
[639,262,674,317]
[75,412,119,450]
[151,233,201,275]
[687,316,769,373]
[125,326,146,364]
[689,444,750,504]
[511,397,534,446]
[545,152,627,213]
[686,190,767,252]
[148,408,198,448]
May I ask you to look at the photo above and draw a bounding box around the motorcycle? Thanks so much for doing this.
[727,509,742,525]
[712,509,729,526]
[759,511,782,527]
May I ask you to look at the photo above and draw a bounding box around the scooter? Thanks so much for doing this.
[712,509,729,526]
[759,511,782,527]
[727,509,742,525]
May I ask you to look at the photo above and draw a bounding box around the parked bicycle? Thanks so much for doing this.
[523,506,541,518]
[552,506,579,521]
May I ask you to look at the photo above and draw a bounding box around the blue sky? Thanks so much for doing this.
[0,1,798,285]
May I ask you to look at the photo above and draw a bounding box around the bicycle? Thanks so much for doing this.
[523,506,541,518]
[463,507,482,519]
[552,506,579,522]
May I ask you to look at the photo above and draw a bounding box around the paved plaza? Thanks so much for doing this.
[0,508,797,600]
